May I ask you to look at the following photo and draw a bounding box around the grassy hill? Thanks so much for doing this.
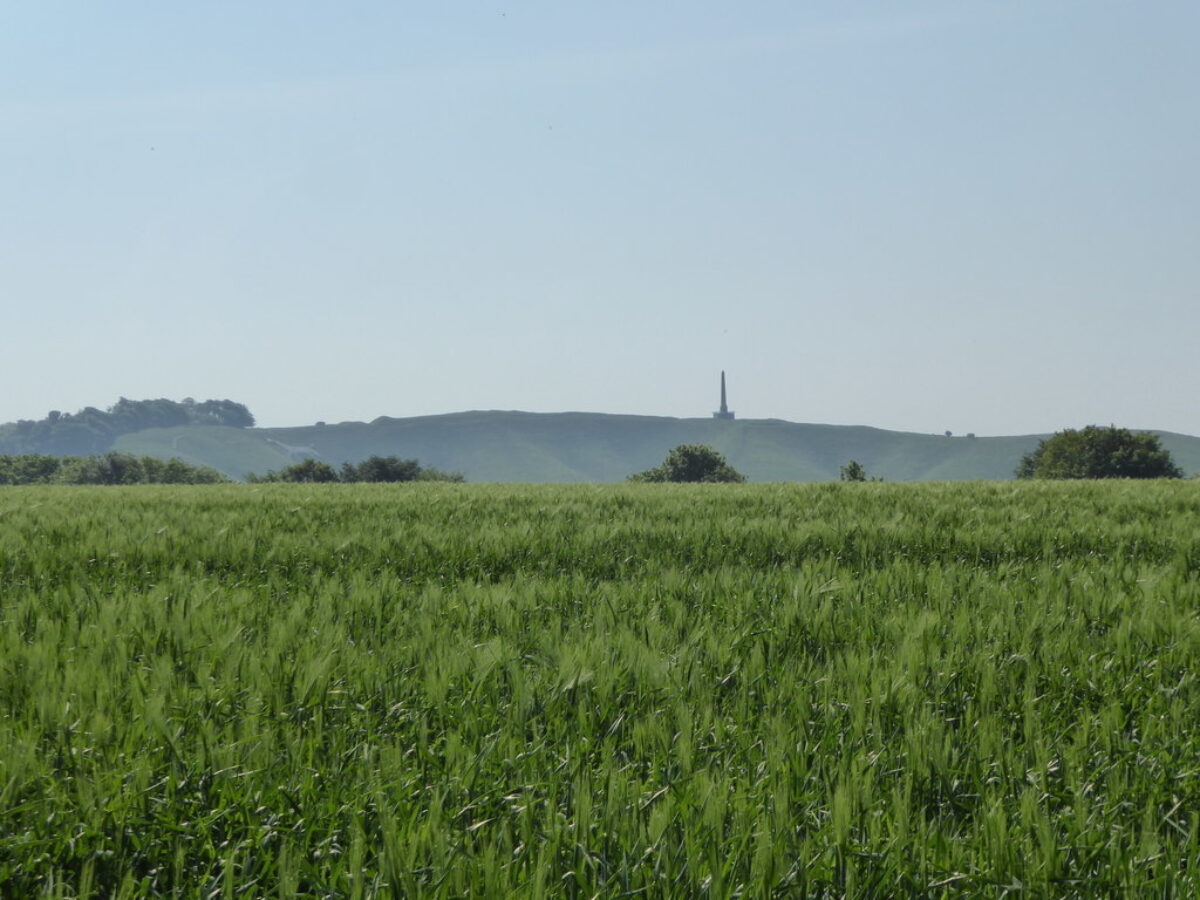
[103,411,1200,483]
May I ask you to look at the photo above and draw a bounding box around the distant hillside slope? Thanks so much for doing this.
[115,426,295,480]
[105,411,1200,483]
[1146,432,1200,478]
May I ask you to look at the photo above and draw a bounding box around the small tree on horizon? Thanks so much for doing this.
[629,444,745,483]
[840,460,867,482]
[840,460,884,482]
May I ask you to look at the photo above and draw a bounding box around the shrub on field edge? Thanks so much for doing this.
[1016,425,1183,480]
[629,444,745,483]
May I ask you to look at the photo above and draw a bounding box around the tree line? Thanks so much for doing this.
[248,456,465,484]
[0,398,255,457]
[0,453,229,485]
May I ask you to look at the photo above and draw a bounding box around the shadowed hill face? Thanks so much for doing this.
[65,413,1200,483]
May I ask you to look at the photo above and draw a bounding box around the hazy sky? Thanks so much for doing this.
[3,2,1197,434]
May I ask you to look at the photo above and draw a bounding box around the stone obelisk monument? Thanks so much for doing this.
[712,371,735,420]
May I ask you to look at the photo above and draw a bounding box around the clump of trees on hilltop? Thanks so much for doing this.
[249,456,464,484]
[0,398,255,457]
[629,444,745,483]
[0,453,228,485]
[1016,425,1183,480]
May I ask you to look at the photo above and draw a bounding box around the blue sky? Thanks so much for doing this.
[3,1,1197,434]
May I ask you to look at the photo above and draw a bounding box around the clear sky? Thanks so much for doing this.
[3,1,1197,435]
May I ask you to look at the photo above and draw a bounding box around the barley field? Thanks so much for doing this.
[1,481,1199,897]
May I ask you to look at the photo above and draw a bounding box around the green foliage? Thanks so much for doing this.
[2,482,1200,895]
[0,452,228,485]
[840,460,883,482]
[1016,425,1184,479]
[0,453,63,485]
[342,455,463,483]
[252,455,464,484]
[340,455,422,483]
[252,458,340,483]
[840,459,867,481]
[184,398,256,428]
[629,443,745,482]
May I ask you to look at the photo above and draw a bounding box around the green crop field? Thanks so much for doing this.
[2,482,1199,897]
